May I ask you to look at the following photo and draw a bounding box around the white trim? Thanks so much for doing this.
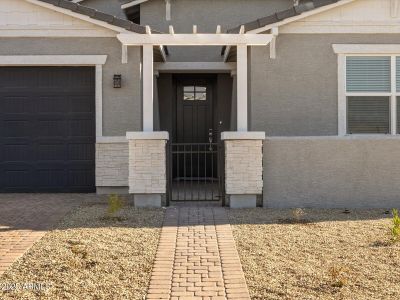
[338,54,347,136]
[117,33,274,46]
[391,56,397,135]
[0,29,117,38]
[0,55,106,138]
[237,45,248,131]
[269,27,278,59]
[121,0,149,9]
[159,46,167,62]
[333,44,400,54]
[165,0,171,21]
[0,55,107,66]
[392,0,400,18]
[154,62,235,73]
[221,131,265,140]
[25,0,130,33]
[223,46,232,62]
[96,65,103,137]
[345,92,392,97]
[126,131,169,140]
[96,136,128,143]
[247,0,355,34]
[143,44,154,131]
[122,45,128,64]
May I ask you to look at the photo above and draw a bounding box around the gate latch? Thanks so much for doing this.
[208,129,213,151]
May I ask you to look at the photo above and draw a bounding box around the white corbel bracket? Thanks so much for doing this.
[122,44,128,64]
[270,27,279,59]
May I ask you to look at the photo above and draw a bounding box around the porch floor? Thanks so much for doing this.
[170,182,221,202]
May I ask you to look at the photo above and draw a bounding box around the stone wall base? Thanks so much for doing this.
[229,195,257,208]
[134,194,162,208]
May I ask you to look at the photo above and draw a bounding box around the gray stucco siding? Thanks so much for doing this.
[250,34,400,136]
[249,34,400,136]
[140,0,292,61]
[264,137,400,209]
[0,38,141,136]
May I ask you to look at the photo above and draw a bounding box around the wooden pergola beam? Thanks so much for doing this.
[117,33,273,46]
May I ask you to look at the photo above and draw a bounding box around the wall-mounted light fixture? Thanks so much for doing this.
[113,74,122,88]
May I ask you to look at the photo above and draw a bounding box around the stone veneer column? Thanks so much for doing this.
[126,131,169,207]
[221,132,265,208]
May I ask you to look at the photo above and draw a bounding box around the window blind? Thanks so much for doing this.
[346,56,391,92]
[396,57,400,92]
[347,96,390,134]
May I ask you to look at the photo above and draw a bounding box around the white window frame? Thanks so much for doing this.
[333,44,400,136]
[0,55,107,139]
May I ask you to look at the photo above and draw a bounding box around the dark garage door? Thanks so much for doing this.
[0,67,96,192]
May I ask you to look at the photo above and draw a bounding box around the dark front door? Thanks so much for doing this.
[176,77,214,144]
[0,67,96,193]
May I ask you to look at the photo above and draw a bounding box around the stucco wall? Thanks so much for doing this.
[250,34,400,136]
[140,0,292,61]
[0,37,141,136]
[264,136,400,209]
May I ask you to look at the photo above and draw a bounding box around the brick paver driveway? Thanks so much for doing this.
[0,194,90,275]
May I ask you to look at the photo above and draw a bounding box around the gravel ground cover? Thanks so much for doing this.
[0,204,164,300]
[228,209,400,300]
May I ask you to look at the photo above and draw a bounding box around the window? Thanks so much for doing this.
[184,86,207,101]
[343,55,400,135]
[346,56,391,134]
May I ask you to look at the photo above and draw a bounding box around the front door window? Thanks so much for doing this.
[184,86,207,101]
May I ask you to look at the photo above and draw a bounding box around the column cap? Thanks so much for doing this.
[126,131,169,140]
[221,131,265,140]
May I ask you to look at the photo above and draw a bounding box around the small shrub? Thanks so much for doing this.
[107,194,125,217]
[70,245,88,259]
[391,209,400,243]
[328,265,350,288]
[292,208,306,221]
[278,208,313,225]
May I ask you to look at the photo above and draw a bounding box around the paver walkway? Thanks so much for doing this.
[147,207,250,300]
[0,194,87,276]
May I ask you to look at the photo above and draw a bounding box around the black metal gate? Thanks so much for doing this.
[167,142,225,204]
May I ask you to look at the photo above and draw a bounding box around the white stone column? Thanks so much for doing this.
[236,44,248,131]
[126,131,169,207]
[221,131,265,208]
[143,44,154,132]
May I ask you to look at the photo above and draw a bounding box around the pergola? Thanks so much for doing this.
[117,26,274,132]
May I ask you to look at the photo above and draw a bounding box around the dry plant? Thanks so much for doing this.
[391,209,400,243]
[328,265,350,288]
[106,194,126,220]
[70,244,88,259]
[292,208,306,221]
[278,208,312,224]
